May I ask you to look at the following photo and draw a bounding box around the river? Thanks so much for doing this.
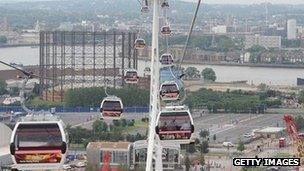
[0,47,303,86]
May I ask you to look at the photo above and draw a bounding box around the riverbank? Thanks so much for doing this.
[139,57,304,69]
[0,44,39,48]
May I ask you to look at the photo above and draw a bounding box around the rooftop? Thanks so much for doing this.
[256,127,285,133]
[87,141,131,150]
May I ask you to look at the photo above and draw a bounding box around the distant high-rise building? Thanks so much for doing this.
[245,35,281,49]
[287,19,297,40]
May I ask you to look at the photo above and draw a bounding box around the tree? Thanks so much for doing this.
[201,68,216,82]
[213,134,216,142]
[0,79,7,95]
[199,140,209,154]
[298,91,304,104]
[9,87,19,96]
[0,36,7,44]
[93,120,108,132]
[199,129,209,139]
[185,155,191,171]
[237,140,245,152]
[295,115,304,130]
[184,67,200,79]
[247,45,266,63]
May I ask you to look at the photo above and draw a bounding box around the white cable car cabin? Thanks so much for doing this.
[10,115,68,170]
[155,106,194,144]
[160,81,180,101]
[141,5,149,13]
[100,96,123,119]
[134,38,146,50]
[161,26,172,36]
[160,53,174,66]
[124,69,139,84]
[144,67,151,76]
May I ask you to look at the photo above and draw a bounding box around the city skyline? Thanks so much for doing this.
[182,0,304,4]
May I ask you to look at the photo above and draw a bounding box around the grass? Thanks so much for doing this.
[69,143,85,149]
[30,97,65,107]
[274,152,293,158]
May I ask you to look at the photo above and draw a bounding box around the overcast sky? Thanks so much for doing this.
[182,0,304,4]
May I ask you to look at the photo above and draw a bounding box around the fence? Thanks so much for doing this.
[0,106,149,113]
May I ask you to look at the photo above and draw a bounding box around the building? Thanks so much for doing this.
[245,34,281,49]
[287,19,297,40]
[132,140,180,170]
[86,141,181,170]
[255,127,285,139]
[211,25,227,34]
[86,141,132,171]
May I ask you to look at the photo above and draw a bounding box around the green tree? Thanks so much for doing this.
[199,129,209,139]
[213,134,216,142]
[92,120,108,132]
[237,140,245,152]
[247,45,266,63]
[295,115,304,130]
[184,67,200,79]
[9,87,19,96]
[199,140,209,154]
[199,155,205,166]
[298,91,304,104]
[0,36,7,44]
[0,79,7,95]
[185,155,191,171]
[201,68,216,82]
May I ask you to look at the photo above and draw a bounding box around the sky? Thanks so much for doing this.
[182,0,304,4]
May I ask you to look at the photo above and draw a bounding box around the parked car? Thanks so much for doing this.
[76,161,86,168]
[62,164,71,170]
[243,132,253,138]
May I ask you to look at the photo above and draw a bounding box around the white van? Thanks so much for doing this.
[223,142,235,147]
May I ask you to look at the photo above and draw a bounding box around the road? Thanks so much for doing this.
[192,112,285,143]
[58,111,286,144]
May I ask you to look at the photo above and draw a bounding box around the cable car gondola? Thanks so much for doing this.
[141,5,149,13]
[124,69,139,84]
[10,116,68,170]
[161,1,169,8]
[144,67,151,76]
[100,96,123,119]
[160,53,174,66]
[161,26,172,36]
[134,38,146,50]
[155,106,194,144]
[160,81,179,101]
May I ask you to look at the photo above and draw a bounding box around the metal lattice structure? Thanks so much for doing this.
[284,114,304,165]
[39,31,138,101]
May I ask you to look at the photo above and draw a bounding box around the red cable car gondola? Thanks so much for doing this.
[160,81,179,101]
[124,69,139,84]
[155,106,194,144]
[10,117,68,170]
[160,53,174,66]
[134,38,146,50]
[100,96,123,119]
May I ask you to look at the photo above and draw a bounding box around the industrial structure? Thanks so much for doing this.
[38,31,138,101]
[284,114,304,165]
